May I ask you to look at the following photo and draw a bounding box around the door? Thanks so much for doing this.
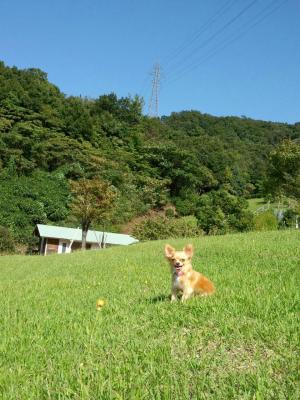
[61,242,67,254]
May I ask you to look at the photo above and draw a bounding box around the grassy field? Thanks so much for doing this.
[247,198,283,215]
[247,198,268,212]
[0,230,299,399]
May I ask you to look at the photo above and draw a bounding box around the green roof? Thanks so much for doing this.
[36,224,138,246]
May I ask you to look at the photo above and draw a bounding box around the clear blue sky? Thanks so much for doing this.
[1,0,299,123]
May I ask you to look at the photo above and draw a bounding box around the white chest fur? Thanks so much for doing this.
[172,275,184,290]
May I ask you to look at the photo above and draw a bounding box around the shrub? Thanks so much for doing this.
[196,190,253,234]
[171,216,203,238]
[25,236,40,255]
[174,191,199,216]
[0,226,15,253]
[253,211,278,231]
[132,215,202,241]
[165,207,175,218]
[279,209,299,229]
[0,171,69,244]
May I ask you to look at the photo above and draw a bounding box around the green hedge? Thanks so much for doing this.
[132,215,203,241]
[253,211,278,231]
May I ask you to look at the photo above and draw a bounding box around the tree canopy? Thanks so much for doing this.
[0,61,299,247]
[265,139,300,201]
[70,178,116,249]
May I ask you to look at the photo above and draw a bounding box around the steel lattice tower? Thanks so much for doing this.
[148,63,161,117]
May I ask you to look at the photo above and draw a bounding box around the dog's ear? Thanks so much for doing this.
[165,244,175,258]
[184,244,193,258]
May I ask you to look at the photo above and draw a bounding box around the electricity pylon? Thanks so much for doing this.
[148,63,161,117]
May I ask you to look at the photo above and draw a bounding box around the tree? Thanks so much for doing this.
[0,226,15,253]
[1,61,300,247]
[0,170,69,244]
[70,178,116,249]
[195,190,253,234]
[93,93,143,125]
[265,139,300,203]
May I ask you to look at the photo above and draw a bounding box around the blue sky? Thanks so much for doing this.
[1,0,299,123]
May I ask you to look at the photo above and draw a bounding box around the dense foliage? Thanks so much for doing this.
[132,215,203,241]
[253,211,278,231]
[0,61,299,247]
[0,170,70,242]
[0,226,15,253]
[265,139,300,202]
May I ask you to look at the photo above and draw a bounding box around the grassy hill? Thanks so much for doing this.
[1,230,299,399]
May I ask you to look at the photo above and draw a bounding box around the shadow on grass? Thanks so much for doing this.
[147,294,171,304]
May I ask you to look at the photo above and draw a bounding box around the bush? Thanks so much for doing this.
[0,226,15,253]
[25,236,40,255]
[174,191,199,216]
[253,211,278,231]
[0,171,70,244]
[279,209,299,229]
[196,190,253,234]
[132,215,203,241]
[172,216,203,238]
[165,207,175,218]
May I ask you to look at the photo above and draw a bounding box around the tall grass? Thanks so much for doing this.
[0,230,299,399]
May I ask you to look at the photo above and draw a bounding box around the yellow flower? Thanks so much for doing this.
[96,299,105,310]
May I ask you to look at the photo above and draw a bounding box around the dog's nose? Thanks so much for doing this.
[175,261,181,267]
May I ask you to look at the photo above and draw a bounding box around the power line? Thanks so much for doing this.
[162,0,237,68]
[140,1,237,103]
[165,0,287,86]
[164,0,288,88]
[164,0,259,80]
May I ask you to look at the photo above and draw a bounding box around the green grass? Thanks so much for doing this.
[247,198,268,212]
[247,197,279,213]
[1,230,299,399]
[247,197,284,215]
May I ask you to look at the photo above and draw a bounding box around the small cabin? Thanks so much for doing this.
[34,224,138,255]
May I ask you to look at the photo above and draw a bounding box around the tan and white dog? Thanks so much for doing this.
[165,244,215,302]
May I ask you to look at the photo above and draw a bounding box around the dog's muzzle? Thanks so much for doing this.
[174,265,184,276]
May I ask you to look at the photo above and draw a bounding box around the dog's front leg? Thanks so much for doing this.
[181,287,193,302]
[171,288,179,302]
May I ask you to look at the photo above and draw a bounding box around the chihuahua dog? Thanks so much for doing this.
[165,244,215,302]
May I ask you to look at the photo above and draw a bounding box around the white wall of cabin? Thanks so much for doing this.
[58,239,72,254]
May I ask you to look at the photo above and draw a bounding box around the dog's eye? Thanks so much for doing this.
[181,258,185,262]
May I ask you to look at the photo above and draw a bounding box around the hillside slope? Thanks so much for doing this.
[1,230,299,399]
[1,61,300,245]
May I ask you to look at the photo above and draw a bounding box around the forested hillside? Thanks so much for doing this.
[0,61,299,248]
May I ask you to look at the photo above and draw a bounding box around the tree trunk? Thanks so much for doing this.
[81,221,90,250]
